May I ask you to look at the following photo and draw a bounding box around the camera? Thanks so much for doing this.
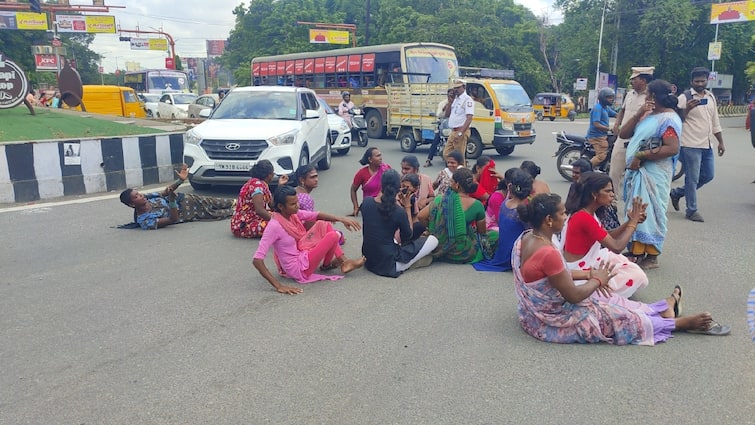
[400,187,408,194]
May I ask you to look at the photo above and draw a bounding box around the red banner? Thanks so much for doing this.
[276,61,285,76]
[34,54,59,71]
[348,55,361,73]
[285,60,294,75]
[336,56,348,72]
[295,59,304,75]
[324,57,335,73]
[165,57,175,69]
[362,53,375,72]
[252,63,260,77]
[260,62,269,76]
[304,59,314,74]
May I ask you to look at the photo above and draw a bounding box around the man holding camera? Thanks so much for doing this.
[670,67,725,223]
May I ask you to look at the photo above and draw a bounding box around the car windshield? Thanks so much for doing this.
[172,94,197,104]
[142,94,160,103]
[491,84,532,108]
[317,98,335,114]
[212,91,299,120]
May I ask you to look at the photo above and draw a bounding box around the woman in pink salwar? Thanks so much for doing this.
[512,193,730,344]
[349,147,390,216]
[253,186,365,295]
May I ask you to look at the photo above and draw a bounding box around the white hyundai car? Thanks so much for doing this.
[184,86,330,189]
[156,92,197,119]
[317,97,351,155]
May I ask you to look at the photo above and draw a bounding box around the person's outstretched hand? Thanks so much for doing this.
[175,163,189,180]
[277,284,303,295]
[339,216,362,231]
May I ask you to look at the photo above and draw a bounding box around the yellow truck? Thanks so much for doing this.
[387,68,536,158]
[76,85,146,118]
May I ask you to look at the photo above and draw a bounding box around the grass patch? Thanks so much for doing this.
[0,107,167,143]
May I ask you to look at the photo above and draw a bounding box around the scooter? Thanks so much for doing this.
[348,108,369,147]
[554,131,684,182]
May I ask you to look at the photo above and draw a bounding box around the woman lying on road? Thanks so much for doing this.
[513,193,730,345]
[253,185,365,295]
[119,164,235,230]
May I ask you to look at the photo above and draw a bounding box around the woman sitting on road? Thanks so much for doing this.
[520,160,551,195]
[119,164,235,230]
[432,150,464,197]
[294,164,319,212]
[361,169,439,277]
[419,167,492,264]
[473,168,533,272]
[513,193,730,345]
[469,155,499,204]
[562,172,648,299]
[253,185,365,295]
[400,155,435,210]
[231,160,281,238]
[349,147,391,216]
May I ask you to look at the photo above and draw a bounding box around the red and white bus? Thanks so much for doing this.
[251,42,459,138]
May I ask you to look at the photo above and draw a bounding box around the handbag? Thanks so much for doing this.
[638,136,662,152]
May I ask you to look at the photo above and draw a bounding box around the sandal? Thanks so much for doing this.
[640,255,659,270]
[424,159,433,168]
[671,285,683,318]
[687,321,731,336]
[623,252,644,264]
[320,260,340,271]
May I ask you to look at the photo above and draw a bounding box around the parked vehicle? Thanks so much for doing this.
[76,85,146,118]
[188,94,219,118]
[156,92,197,119]
[138,93,160,118]
[184,86,330,189]
[533,92,576,121]
[317,97,351,155]
[348,107,369,147]
[553,130,684,182]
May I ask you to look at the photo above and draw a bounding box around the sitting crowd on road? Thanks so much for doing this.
[116,66,733,342]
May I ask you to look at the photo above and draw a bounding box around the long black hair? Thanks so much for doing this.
[377,169,401,219]
[564,171,612,214]
[507,169,534,200]
[518,193,562,228]
[250,159,274,180]
[295,163,316,186]
[359,147,378,166]
[452,167,478,194]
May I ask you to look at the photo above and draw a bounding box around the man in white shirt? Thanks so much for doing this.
[669,67,725,223]
[443,79,475,163]
[425,88,455,167]
[611,66,654,199]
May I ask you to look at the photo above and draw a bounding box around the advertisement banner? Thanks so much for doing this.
[309,29,349,45]
[0,55,30,109]
[206,40,226,57]
[16,12,48,30]
[0,12,18,30]
[34,54,59,71]
[129,38,168,51]
[708,42,722,60]
[56,15,116,33]
[710,1,754,24]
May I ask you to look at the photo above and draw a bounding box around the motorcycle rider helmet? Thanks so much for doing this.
[341,91,351,99]
[598,87,615,107]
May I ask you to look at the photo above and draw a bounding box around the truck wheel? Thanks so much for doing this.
[495,146,515,156]
[399,129,417,153]
[365,110,385,139]
[556,146,582,182]
[465,134,484,159]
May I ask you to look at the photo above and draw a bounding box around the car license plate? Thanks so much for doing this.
[215,162,252,171]
[519,130,531,137]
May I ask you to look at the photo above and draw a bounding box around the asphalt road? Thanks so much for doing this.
[1,117,753,424]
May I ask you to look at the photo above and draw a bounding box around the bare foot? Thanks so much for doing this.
[341,256,366,274]
[675,312,712,332]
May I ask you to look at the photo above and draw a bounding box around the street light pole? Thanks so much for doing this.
[595,0,607,90]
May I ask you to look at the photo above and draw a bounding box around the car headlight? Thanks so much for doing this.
[338,121,349,131]
[268,129,297,146]
[185,129,203,145]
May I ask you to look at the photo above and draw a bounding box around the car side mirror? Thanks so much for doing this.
[199,109,211,118]
[304,109,319,119]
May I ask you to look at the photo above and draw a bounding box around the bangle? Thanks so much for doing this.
[591,276,604,287]
[627,224,637,230]
[168,201,178,209]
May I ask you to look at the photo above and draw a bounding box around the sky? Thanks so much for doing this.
[87,0,562,73]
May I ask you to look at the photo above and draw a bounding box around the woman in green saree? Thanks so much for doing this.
[418,167,491,263]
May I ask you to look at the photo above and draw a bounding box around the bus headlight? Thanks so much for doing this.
[268,129,297,146]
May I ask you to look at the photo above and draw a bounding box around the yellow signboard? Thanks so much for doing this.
[56,14,116,33]
[710,1,755,24]
[85,15,116,33]
[708,42,722,60]
[309,29,349,45]
[16,12,48,31]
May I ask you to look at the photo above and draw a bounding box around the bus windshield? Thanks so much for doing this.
[149,73,188,92]
[404,46,458,83]
[490,83,532,109]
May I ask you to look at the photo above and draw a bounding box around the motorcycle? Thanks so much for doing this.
[553,131,684,182]
[348,107,369,147]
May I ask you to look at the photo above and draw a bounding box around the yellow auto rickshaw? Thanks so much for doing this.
[532,92,576,121]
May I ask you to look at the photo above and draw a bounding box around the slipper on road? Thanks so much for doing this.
[687,321,731,336]
[672,285,683,318]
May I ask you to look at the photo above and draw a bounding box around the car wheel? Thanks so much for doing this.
[171,113,176,119]
[156,112,161,118]
[317,140,331,170]
[189,178,211,190]
[298,147,309,169]
[147,110,153,118]
[465,133,483,159]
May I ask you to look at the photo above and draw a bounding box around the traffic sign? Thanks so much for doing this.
[52,38,62,47]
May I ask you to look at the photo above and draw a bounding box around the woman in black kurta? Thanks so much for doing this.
[360,170,438,277]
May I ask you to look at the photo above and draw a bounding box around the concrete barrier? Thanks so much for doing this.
[0,133,184,204]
